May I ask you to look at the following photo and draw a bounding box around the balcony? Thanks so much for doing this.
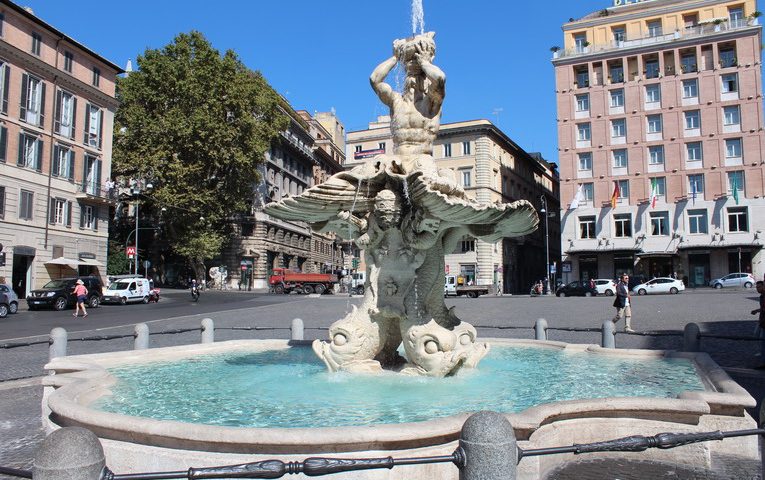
[554,18,759,60]
[76,181,118,204]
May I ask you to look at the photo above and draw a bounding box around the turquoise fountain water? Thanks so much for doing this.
[94,345,704,428]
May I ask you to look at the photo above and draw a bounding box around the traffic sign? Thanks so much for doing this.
[126,246,136,258]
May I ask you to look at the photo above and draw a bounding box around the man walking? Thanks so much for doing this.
[612,273,634,333]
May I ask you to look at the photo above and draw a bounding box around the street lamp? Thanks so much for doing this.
[129,180,152,276]
[540,195,551,296]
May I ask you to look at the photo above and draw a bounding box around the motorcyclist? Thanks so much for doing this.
[190,279,200,301]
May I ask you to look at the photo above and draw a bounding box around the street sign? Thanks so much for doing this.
[143,260,151,270]
[562,261,572,273]
[126,246,136,259]
[549,263,556,274]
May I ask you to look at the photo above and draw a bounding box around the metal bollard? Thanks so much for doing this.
[760,398,765,475]
[534,318,548,340]
[601,320,615,349]
[683,323,700,352]
[49,328,67,361]
[201,318,214,343]
[134,323,149,350]
[33,427,106,479]
[459,411,517,480]
[291,318,304,341]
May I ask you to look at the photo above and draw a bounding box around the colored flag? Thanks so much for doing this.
[732,176,739,205]
[650,178,658,209]
[690,181,697,205]
[569,184,584,210]
[610,181,620,209]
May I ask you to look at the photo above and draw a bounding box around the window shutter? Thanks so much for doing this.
[68,150,74,181]
[35,138,42,171]
[66,201,72,227]
[0,126,6,162]
[70,96,77,138]
[53,90,61,134]
[19,73,28,120]
[95,159,102,194]
[79,204,85,228]
[38,82,46,127]
[2,65,9,114]
[16,132,23,166]
[97,109,103,148]
[49,197,55,224]
[93,206,98,231]
[83,104,90,144]
[82,155,88,191]
[52,145,60,176]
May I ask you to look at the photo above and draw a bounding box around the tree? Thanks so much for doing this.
[113,31,287,279]
[106,240,131,276]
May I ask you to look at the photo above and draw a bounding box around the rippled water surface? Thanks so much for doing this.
[94,346,704,428]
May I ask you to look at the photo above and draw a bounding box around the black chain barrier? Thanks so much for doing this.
[0,339,50,349]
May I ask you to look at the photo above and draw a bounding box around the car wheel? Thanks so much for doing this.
[120,297,127,305]
[714,283,722,289]
[605,289,614,296]
[9,302,18,314]
[28,305,37,311]
[559,292,566,298]
[0,304,8,318]
[744,282,753,289]
[314,284,326,295]
[142,296,149,304]
[274,285,285,294]
[585,291,593,297]
[670,287,679,294]
[54,297,67,311]
[355,286,365,295]
[467,291,478,298]
[303,285,314,295]
[88,296,100,308]
[638,289,647,296]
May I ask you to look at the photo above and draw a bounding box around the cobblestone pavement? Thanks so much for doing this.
[0,288,762,479]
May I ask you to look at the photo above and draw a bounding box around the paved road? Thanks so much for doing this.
[0,287,762,479]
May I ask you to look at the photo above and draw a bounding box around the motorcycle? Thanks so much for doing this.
[190,285,200,302]
[148,288,161,303]
[529,283,544,297]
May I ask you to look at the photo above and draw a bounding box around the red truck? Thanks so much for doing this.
[269,268,338,295]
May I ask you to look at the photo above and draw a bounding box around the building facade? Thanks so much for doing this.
[554,0,765,286]
[0,1,121,297]
[222,107,346,289]
[346,117,560,294]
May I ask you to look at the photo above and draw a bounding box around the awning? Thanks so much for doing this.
[636,251,676,258]
[44,257,80,269]
[78,258,104,267]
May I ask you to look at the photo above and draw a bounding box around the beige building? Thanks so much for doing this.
[0,1,121,297]
[554,0,765,285]
[346,117,560,294]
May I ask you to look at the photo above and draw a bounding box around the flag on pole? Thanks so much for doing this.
[569,184,584,210]
[610,181,620,209]
[650,178,658,209]
[690,180,697,205]
[732,176,740,205]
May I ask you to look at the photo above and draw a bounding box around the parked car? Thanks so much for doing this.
[556,281,598,297]
[26,276,103,311]
[593,279,617,296]
[0,292,10,318]
[102,277,154,305]
[709,273,756,289]
[632,277,685,295]
[0,284,19,314]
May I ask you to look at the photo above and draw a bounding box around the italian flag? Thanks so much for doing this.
[650,178,659,209]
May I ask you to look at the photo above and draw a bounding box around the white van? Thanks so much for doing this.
[103,277,153,305]
[351,272,366,294]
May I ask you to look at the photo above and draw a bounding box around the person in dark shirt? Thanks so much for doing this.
[612,273,634,333]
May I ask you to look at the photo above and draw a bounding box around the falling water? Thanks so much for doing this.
[411,0,425,35]
[401,180,410,206]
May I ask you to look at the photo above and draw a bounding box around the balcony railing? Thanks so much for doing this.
[554,18,759,60]
[76,181,117,202]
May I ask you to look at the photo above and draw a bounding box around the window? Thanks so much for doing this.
[0,62,9,114]
[650,211,669,236]
[52,145,74,180]
[84,103,103,148]
[612,26,626,43]
[719,48,737,68]
[54,90,76,138]
[378,142,386,151]
[721,74,738,93]
[647,20,662,37]
[727,170,744,194]
[20,73,45,127]
[579,216,596,239]
[725,138,742,159]
[645,84,661,103]
[443,143,451,157]
[92,67,100,87]
[574,33,588,53]
[0,13,4,37]
[575,68,589,87]
[578,152,592,171]
[681,54,697,73]
[0,186,4,219]
[688,174,704,195]
[614,213,632,237]
[728,207,748,232]
[354,145,361,153]
[31,32,41,56]
[19,189,33,220]
[0,126,6,162]
[651,177,666,196]
[462,141,471,155]
[723,105,740,126]
[50,198,70,226]
[645,60,659,79]
[576,94,589,111]
[461,169,472,187]
[612,149,628,168]
[64,51,73,73]
[648,145,664,165]
[684,110,700,129]
[577,123,591,141]
[611,118,626,138]
[688,209,708,234]
[729,6,745,26]
[609,64,624,83]
[17,132,42,171]
[582,183,594,201]
[461,239,475,253]
[83,154,102,195]
[81,205,97,230]
[617,179,630,199]
[686,142,703,161]
[682,79,698,98]
[610,89,624,107]
[647,114,662,133]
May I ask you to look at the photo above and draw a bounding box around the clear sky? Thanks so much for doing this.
[20,0,612,164]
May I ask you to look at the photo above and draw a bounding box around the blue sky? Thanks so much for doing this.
[21,0,611,163]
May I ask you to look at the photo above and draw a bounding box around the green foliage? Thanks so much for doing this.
[107,240,131,275]
[113,31,288,264]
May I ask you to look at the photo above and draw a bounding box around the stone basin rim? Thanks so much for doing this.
[43,338,756,454]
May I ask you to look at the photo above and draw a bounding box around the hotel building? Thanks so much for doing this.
[554,0,765,286]
[346,117,560,294]
[0,1,121,297]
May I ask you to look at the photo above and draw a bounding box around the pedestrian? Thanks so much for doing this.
[612,273,634,333]
[752,281,765,368]
[72,279,88,318]
[495,280,502,296]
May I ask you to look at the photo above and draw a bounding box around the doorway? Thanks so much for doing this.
[12,253,34,298]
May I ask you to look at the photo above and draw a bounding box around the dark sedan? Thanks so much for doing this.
[556,281,598,297]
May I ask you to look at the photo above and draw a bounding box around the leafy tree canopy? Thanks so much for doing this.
[113,31,288,269]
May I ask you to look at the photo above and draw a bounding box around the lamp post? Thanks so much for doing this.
[540,195,551,295]
[128,180,152,276]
